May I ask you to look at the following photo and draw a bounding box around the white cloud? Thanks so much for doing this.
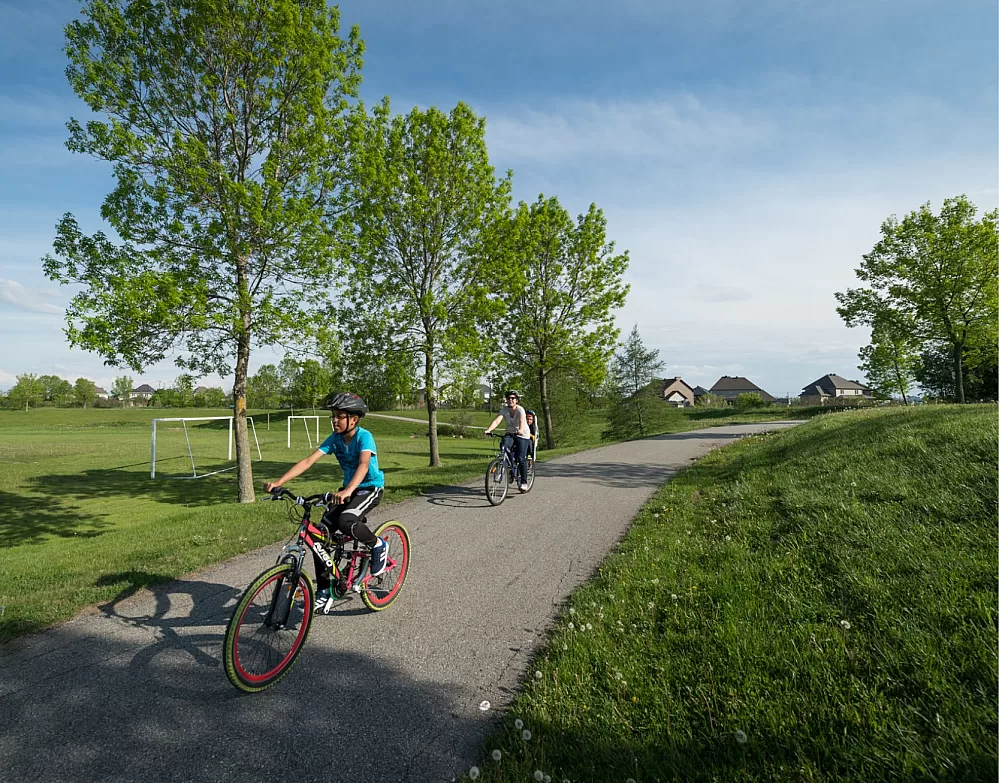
[0,278,64,315]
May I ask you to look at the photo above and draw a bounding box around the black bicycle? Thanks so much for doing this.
[484,433,535,506]
[222,487,411,692]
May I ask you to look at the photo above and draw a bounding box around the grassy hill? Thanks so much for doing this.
[465,405,998,783]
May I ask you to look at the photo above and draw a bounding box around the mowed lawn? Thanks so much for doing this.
[466,405,998,783]
[0,407,497,643]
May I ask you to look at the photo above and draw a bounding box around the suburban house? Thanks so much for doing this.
[692,385,710,402]
[658,377,696,407]
[94,386,109,399]
[709,376,775,403]
[799,374,873,405]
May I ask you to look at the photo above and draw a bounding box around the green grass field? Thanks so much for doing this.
[464,405,998,782]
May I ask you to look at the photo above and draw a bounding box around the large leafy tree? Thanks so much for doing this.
[7,374,45,411]
[857,313,919,404]
[491,195,629,448]
[43,0,364,501]
[347,100,510,466]
[246,363,285,409]
[836,196,998,403]
[111,374,133,407]
[73,377,100,408]
[604,325,665,439]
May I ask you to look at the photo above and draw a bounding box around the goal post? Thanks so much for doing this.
[287,415,323,449]
[151,416,262,479]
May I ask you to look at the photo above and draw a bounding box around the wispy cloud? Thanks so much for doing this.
[486,95,773,163]
[0,278,63,314]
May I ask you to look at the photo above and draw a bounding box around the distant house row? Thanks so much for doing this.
[657,374,873,407]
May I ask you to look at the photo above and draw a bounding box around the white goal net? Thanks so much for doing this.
[151,416,261,479]
[287,415,324,448]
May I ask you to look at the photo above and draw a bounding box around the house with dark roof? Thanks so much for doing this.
[799,374,872,405]
[709,376,775,403]
[692,385,710,402]
[658,377,696,407]
[94,386,109,399]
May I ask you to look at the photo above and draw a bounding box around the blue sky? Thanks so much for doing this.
[1,0,996,397]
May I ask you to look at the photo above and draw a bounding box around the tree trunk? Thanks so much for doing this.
[539,367,555,449]
[953,341,965,403]
[425,352,441,467]
[233,323,255,503]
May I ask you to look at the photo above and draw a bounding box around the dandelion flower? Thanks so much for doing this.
[534,772,544,782]
[568,622,574,630]
[627,778,638,783]
[535,670,543,679]
[479,700,491,711]
[725,535,731,541]
[545,777,551,783]
[586,623,593,630]
[840,620,851,630]
[735,729,748,744]
[492,749,502,761]
[469,766,480,780]
[515,718,524,730]
[615,671,623,680]
[568,607,575,615]
[652,578,659,585]
[522,729,532,741]
[647,601,655,609]
[671,594,678,601]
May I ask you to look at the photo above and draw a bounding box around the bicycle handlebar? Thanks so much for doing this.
[267,487,330,508]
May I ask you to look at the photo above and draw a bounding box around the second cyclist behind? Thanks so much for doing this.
[264,391,388,613]
[484,389,532,492]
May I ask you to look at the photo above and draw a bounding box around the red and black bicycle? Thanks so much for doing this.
[222,487,411,692]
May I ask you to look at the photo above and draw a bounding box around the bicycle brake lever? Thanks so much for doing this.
[295,496,305,506]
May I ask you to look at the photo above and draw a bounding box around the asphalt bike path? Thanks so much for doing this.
[0,422,799,783]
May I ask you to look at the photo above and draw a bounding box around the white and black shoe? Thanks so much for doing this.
[314,589,335,614]
[369,538,390,577]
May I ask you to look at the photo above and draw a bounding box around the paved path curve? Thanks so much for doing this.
[0,422,798,783]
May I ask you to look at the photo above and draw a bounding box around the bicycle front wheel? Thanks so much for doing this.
[485,457,508,506]
[223,563,314,693]
[362,521,411,611]
[523,455,536,492]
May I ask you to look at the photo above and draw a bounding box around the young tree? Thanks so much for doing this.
[602,325,665,439]
[836,196,998,403]
[73,377,99,408]
[858,315,919,404]
[111,375,133,408]
[38,375,74,405]
[347,101,511,466]
[195,387,227,408]
[492,195,629,448]
[8,374,45,411]
[43,0,364,502]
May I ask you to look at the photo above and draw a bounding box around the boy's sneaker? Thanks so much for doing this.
[519,483,529,492]
[369,537,390,577]
[314,589,335,614]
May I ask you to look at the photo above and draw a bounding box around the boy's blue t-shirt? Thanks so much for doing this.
[318,426,385,489]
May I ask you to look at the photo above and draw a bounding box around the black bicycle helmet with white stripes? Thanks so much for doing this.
[322,391,368,417]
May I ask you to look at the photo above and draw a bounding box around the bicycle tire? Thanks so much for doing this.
[523,455,536,492]
[223,563,314,692]
[485,457,508,506]
[362,521,411,611]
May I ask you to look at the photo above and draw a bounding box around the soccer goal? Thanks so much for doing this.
[287,415,324,448]
[151,416,262,479]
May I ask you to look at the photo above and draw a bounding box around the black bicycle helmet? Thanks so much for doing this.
[322,391,368,417]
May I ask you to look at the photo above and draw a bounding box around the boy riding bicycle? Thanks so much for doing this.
[265,391,388,613]
[484,389,532,492]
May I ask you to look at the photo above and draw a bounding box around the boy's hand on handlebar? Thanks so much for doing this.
[264,482,281,493]
[325,489,351,505]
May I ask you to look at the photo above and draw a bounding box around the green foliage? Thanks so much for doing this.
[734,392,766,409]
[6,374,45,410]
[346,100,511,465]
[280,357,334,410]
[43,0,365,500]
[695,391,725,407]
[858,317,919,402]
[110,374,132,407]
[836,195,998,403]
[603,325,665,439]
[73,377,99,408]
[916,339,998,402]
[246,364,285,409]
[489,194,629,448]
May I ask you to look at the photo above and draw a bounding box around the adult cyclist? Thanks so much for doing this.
[484,390,532,492]
[265,391,388,613]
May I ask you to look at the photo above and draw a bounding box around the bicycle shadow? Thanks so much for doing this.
[422,484,493,509]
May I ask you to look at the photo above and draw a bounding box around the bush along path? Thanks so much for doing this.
[464,405,998,783]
